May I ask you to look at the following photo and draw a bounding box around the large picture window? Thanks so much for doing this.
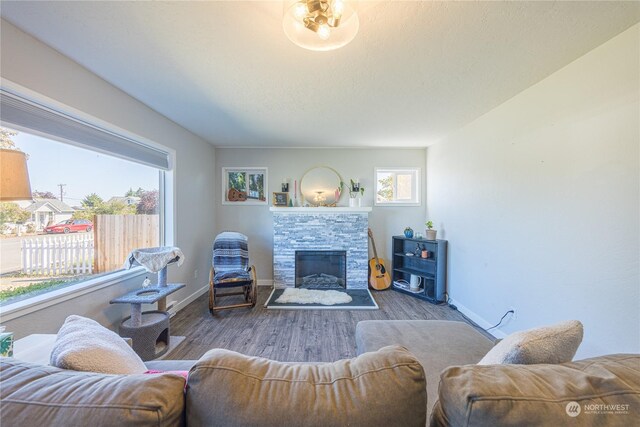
[374,167,421,206]
[0,88,171,308]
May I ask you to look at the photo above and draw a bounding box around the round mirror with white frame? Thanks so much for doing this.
[300,166,344,207]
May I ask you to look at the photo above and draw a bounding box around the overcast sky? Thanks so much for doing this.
[12,129,158,206]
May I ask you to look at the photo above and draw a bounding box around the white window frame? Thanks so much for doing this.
[0,80,175,320]
[374,167,421,206]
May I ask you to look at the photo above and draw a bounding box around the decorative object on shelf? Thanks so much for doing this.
[421,248,429,259]
[404,227,414,238]
[0,148,32,201]
[414,243,422,257]
[0,326,14,357]
[425,220,437,240]
[392,279,422,294]
[281,182,289,192]
[300,166,343,207]
[415,232,423,239]
[222,167,268,205]
[273,192,290,207]
[348,178,364,207]
[409,274,422,291]
[282,0,359,52]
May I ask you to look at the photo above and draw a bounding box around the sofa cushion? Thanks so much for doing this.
[430,354,640,427]
[50,315,147,374]
[478,320,583,365]
[0,358,185,426]
[356,320,494,420]
[186,345,427,427]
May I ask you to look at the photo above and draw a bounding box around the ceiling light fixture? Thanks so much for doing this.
[283,0,359,51]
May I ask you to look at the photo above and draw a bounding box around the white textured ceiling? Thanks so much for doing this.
[1,1,639,147]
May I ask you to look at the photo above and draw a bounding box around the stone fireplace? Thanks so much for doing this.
[271,207,371,289]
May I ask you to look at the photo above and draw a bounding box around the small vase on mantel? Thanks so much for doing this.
[349,197,357,207]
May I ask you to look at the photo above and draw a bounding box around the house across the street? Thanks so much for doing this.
[17,198,76,231]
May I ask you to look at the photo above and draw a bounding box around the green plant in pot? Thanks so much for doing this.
[348,179,364,207]
[425,221,437,240]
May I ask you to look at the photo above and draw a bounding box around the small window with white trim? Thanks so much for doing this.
[374,167,421,206]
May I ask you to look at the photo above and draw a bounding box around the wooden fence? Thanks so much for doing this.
[22,234,94,275]
[93,214,159,273]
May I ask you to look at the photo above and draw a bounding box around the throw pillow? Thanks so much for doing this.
[478,320,583,365]
[50,315,147,374]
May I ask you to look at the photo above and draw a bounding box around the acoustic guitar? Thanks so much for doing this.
[367,228,392,290]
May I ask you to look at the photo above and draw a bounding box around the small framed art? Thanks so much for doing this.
[272,192,289,207]
[222,167,268,205]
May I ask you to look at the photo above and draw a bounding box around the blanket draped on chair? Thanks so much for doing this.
[213,232,250,282]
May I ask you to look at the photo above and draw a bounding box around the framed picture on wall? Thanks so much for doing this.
[272,192,289,207]
[222,167,268,205]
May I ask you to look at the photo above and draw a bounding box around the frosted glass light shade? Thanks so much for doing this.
[0,149,32,201]
[283,0,359,51]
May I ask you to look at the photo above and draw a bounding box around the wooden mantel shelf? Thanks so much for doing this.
[269,207,372,213]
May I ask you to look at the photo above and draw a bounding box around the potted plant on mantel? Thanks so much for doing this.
[425,221,437,240]
[348,179,365,207]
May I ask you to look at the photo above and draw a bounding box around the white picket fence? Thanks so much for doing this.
[22,234,94,275]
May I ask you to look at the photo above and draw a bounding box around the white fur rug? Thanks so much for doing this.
[274,288,353,305]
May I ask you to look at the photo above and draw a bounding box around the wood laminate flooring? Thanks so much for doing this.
[168,287,493,362]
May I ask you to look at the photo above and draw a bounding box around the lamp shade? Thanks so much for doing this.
[0,148,32,201]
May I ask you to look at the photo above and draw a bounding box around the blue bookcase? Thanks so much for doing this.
[391,237,447,304]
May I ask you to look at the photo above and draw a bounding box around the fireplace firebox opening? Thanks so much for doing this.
[295,250,347,289]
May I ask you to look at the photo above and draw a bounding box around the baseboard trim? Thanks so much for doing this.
[169,281,271,315]
[448,297,507,339]
[169,284,208,316]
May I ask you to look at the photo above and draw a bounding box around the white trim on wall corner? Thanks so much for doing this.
[448,297,508,340]
[168,284,209,316]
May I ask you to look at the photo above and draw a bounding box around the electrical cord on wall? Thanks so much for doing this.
[486,310,515,331]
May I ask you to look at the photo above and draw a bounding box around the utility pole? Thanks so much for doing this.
[58,183,66,202]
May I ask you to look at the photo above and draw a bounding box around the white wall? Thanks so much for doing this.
[427,24,639,358]
[215,148,427,283]
[1,19,216,337]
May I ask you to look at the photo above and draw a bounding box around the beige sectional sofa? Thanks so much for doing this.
[1,319,639,426]
[356,320,640,426]
[1,345,426,427]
